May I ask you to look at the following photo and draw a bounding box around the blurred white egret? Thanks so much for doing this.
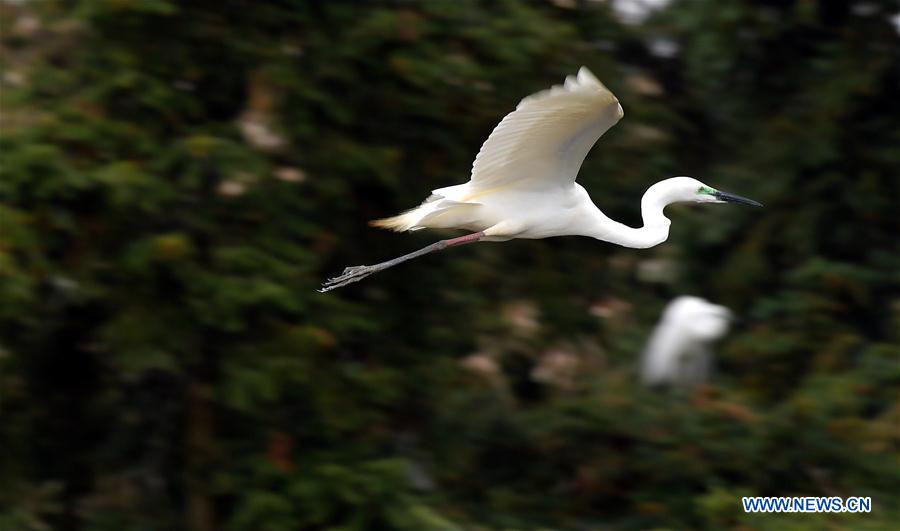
[640,296,733,388]
[321,67,761,292]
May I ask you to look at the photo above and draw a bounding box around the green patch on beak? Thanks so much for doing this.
[697,185,717,196]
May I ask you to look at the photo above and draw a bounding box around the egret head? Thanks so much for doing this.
[667,296,734,341]
[661,177,763,207]
[683,304,733,341]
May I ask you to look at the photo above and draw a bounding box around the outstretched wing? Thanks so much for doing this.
[468,67,623,193]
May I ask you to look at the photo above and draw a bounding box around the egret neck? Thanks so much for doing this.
[585,180,673,249]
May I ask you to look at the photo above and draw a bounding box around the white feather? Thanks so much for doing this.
[470,66,623,192]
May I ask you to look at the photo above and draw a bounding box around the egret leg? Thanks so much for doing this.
[319,231,485,292]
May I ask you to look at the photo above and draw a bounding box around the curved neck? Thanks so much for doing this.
[586,181,672,249]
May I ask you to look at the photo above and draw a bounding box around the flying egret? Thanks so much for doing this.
[640,296,733,388]
[320,67,761,292]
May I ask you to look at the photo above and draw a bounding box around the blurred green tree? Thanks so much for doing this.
[1,1,898,530]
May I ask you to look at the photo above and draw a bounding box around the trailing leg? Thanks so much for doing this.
[318,231,484,292]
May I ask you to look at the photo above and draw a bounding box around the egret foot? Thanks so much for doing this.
[319,264,384,292]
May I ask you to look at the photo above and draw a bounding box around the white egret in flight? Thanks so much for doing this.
[320,67,761,292]
[640,296,733,388]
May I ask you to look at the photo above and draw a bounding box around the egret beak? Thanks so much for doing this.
[713,191,763,207]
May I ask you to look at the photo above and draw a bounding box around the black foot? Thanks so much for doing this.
[318,265,378,292]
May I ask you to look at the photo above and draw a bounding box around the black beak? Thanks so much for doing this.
[713,191,763,207]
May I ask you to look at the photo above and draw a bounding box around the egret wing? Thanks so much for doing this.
[468,67,623,193]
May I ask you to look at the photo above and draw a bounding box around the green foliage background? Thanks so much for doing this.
[1,1,899,530]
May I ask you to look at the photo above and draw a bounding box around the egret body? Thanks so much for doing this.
[321,68,761,292]
[640,296,733,388]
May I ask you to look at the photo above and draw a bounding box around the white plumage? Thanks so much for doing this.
[322,67,761,292]
[371,67,625,241]
[640,296,733,388]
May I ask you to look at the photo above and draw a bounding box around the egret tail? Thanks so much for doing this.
[369,211,420,232]
[319,231,485,292]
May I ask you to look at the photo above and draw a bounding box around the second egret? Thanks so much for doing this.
[640,296,733,388]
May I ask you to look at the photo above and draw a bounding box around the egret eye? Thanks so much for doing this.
[697,186,716,195]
